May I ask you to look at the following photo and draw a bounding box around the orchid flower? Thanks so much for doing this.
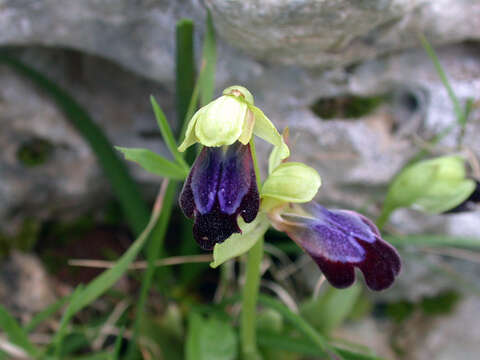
[178,85,400,291]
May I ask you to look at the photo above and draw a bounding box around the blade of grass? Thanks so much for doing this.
[199,11,216,107]
[257,331,383,360]
[125,180,177,358]
[52,285,85,356]
[150,96,189,170]
[0,305,41,358]
[179,11,217,142]
[386,234,480,248]
[176,19,196,132]
[419,34,466,127]
[257,294,341,359]
[48,181,168,353]
[116,146,188,180]
[0,55,150,236]
[24,295,69,333]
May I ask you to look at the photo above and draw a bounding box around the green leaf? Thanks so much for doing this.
[199,11,217,107]
[386,234,480,248]
[49,191,166,351]
[176,19,196,128]
[150,96,189,170]
[0,305,40,357]
[116,147,188,180]
[25,296,69,333]
[186,313,238,360]
[127,181,177,358]
[0,55,149,236]
[419,34,466,127]
[257,295,335,356]
[300,284,362,334]
[211,214,270,268]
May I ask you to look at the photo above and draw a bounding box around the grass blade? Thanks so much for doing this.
[419,34,466,127]
[0,55,150,236]
[48,181,169,353]
[199,11,217,107]
[387,234,480,248]
[150,96,189,170]
[258,294,340,358]
[125,181,177,358]
[0,305,40,357]
[24,295,69,333]
[176,19,196,131]
[116,147,188,180]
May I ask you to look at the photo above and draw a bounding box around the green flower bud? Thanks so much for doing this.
[261,162,321,205]
[178,85,289,164]
[383,155,476,214]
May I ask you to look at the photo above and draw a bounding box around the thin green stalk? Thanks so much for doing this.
[125,180,177,358]
[241,237,264,360]
[419,34,466,127]
[240,139,264,360]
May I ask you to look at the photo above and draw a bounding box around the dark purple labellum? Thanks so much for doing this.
[278,203,401,291]
[179,142,259,250]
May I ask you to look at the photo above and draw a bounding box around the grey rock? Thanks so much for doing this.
[207,0,480,68]
[0,48,172,233]
[0,251,56,319]
[403,296,480,360]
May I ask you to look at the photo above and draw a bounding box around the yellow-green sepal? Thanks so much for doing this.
[178,106,204,152]
[261,162,321,203]
[210,214,270,268]
[383,155,476,214]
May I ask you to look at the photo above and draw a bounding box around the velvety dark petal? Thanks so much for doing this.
[311,255,355,288]
[190,146,222,214]
[179,168,195,218]
[180,142,260,250]
[218,142,253,215]
[356,237,401,291]
[238,167,260,223]
[192,202,241,250]
[279,205,401,291]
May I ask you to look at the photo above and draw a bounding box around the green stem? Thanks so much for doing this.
[376,207,393,231]
[240,139,264,359]
[241,237,264,360]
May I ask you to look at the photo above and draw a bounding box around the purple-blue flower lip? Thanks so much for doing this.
[179,142,259,250]
[274,203,401,291]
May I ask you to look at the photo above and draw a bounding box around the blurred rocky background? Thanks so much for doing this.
[1,1,480,358]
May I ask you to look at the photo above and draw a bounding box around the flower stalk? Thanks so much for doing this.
[241,139,263,359]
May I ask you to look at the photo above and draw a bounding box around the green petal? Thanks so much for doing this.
[261,162,321,203]
[210,214,269,268]
[251,105,290,169]
[414,178,476,214]
[178,106,204,152]
[223,85,254,105]
[195,96,247,147]
[268,128,290,174]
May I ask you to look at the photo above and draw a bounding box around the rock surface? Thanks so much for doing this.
[0,251,56,319]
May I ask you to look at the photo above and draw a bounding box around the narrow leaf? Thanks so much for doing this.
[186,313,237,360]
[150,96,189,169]
[116,147,188,180]
[0,305,40,357]
[199,11,217,107]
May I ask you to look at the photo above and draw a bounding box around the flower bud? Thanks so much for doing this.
[384,155,475,214]
[178,86,289,166]
[261,162,321,205]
